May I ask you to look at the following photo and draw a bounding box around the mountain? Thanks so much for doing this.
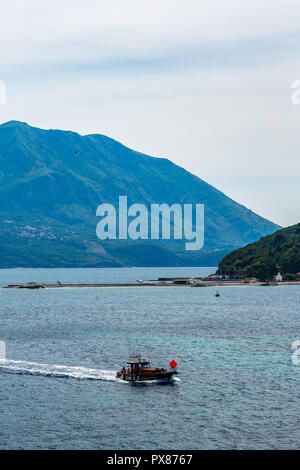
[0,121,280,268]
[218,223,300,280]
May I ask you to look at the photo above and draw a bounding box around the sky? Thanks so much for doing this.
[0,0,300,227]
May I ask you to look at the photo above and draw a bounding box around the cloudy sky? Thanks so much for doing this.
[1,0,299,227]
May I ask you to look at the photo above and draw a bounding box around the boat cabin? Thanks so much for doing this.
[127,358,151,374]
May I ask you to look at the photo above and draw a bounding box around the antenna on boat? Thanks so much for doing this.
[129,351,141,360]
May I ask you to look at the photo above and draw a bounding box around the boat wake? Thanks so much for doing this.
[134,376,181,385]
[0,359,122,382]
[0,359,181,384]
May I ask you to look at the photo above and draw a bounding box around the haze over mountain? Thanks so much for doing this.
[0,121,280,268]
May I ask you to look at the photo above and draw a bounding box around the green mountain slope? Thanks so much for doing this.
[0,120,280,267]
[218,223,300,279]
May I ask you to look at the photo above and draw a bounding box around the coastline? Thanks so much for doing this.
[3,281,300,289]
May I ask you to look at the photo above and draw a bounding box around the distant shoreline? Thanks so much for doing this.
[3,281,300,289]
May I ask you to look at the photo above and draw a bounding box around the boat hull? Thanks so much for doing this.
[116,370,177,382]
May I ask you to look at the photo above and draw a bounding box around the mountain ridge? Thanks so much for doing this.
[0,120,280,267]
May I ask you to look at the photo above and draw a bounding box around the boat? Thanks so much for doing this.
[116,355,178,382]
[215,290,220,297]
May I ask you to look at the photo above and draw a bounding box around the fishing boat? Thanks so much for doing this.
[116,355,178,383]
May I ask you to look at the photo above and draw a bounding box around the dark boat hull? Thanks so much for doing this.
[116,370,177,382]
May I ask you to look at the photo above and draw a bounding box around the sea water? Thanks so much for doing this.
[0,267,299,449]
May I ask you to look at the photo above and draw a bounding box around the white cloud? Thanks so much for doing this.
[1,0,300,226]
[1,0,300,65]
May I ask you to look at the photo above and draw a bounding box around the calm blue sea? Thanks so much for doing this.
[0,267,299,450]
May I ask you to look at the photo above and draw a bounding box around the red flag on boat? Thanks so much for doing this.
[169,360,177,368]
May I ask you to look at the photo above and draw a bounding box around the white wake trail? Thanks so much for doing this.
[0,359,123,382]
